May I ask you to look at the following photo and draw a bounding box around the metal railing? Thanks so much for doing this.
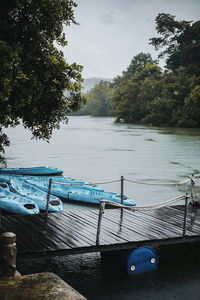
[44,174,198,243]
[96,193,190,245]
[45,174,197,214]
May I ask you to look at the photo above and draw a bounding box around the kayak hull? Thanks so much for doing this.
[10,178,63,213]
[0,166,63,176]
[26,179,136,206]
[0,187,39,214]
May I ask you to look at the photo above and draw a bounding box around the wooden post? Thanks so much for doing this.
[96,201,105,245]
[183,194,189,237]
[46,178,52,215]
[121,176,124,204]
[0,232,17,277]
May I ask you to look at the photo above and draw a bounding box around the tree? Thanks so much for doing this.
[148,13,200,128]
[83,81,113,117]
[112,53,162,123]
[0,0,84,165]
[143,70,191,126]
[150,13,200,75]
[122,52,157,79]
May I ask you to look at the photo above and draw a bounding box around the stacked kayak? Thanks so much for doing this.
[58,188,135,206]
[0,186,39,214]
[0,166,63,176]
[26,178,136,206]
[0,166,136,210]
[10,178,63,212]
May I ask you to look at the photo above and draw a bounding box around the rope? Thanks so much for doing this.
[100,195,187,211]
[124,177,191,186]
[51,176,193,187]
[51,179,121,186]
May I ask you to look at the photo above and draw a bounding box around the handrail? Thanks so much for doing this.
[49,175,196,210]
[51,179,120,186]
[99,195,187,211]
[124,177,191,186]
[51,176,194,187]
[96,194,190,245]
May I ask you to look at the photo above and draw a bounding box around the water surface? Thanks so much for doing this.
[4,116,200,299]
[4,116,200,207]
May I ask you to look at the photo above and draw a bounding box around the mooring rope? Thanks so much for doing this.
[100,195,187,211]
[124,177,191,186]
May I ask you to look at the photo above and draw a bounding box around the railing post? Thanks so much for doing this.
[46,178,52,215]
[0,232,17,277]
[190,175,196,205]
[96,200,105,245]
[121,176,124,204]
[183,194,189,237]
[118,208,124,233]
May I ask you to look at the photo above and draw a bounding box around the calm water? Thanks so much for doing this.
[4,116,200,299]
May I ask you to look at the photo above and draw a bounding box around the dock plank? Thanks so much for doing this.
[2,205,200,257]
[63,211,115,245]
[74,210,132,243]
[49,213,97,246]
[89,209,157,241]
[1,216,40,252]
[144,206,200,235]
[92,209,167,240]
[122,209,184,237]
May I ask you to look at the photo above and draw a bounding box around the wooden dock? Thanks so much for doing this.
[1,205,200,258]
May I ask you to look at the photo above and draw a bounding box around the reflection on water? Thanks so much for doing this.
[4,116,200,299]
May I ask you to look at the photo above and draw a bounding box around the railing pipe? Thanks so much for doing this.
[190,175,196,205]
[121,176,124,204]
[96,200,105,245]
[183,193,189,237]
[46,178,52,215]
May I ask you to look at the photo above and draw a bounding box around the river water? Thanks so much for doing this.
[4,116,200,299]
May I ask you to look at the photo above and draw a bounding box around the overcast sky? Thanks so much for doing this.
[62,0,200,79]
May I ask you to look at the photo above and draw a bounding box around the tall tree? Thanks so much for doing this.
[149,13,200,127]
[0,0,84,165]
[112,53,162,123]
[150,13,200,75]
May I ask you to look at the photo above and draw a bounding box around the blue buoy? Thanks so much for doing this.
[126,246,158,275]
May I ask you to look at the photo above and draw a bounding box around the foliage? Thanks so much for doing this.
[68,13,200,130]
[76,81,113,117]
[150,13,200,75]
[0,0,84,165]
[147,13,200,127]
[112,53,162,123]
[112,14,200,128]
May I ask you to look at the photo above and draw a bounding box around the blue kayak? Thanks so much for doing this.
[0,166,63,176]
[25,179,136,206]
[0,186,40,214]
[0,174,96,187]
[10,178,63,213]
[61,188,136,206]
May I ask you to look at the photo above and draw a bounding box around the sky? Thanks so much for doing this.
[62,0,200,79]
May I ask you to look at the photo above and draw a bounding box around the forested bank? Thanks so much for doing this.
[78,14,200,128]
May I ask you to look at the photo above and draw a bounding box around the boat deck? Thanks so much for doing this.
[1,205,200,257]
